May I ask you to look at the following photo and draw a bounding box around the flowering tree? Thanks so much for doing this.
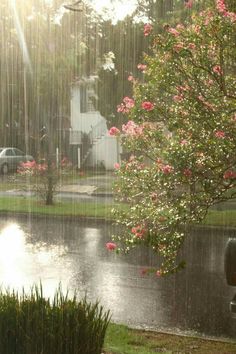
[18,157,72,205]
[107,0,236,276]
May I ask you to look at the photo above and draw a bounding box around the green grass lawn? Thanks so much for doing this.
[0,196,120,219]
[203,209,236,227]
[104,323,236,354]
[0,195,236,227]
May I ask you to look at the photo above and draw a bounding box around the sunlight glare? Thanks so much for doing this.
[9,0,33,73]
[88,0,138,23]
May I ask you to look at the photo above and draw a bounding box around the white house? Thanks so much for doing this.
[69,76,121,170]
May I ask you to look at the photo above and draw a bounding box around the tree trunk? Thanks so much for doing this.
[46,158,54,205]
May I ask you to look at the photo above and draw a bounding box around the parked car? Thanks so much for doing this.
[0,147,34,174]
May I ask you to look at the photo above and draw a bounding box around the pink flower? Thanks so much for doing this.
[173,95,183,102]
[20,160,36,169]
[137,63,147,72]
[117,103,127,113]
[188,43,196,50]
[144,23,152,36]
[177,85,190,93]
[156,270,162,277]
[180,139,188,145]
[161,164,174,174]
[183,168,192,177]
[213,65,223,75]
[114,163,120,170]
[206,79,214,86]
[106,242,117,251]
[223,170,236,179]
[173,43,184,52]
[131,225,146,239]
[109,126,120,136]
[168,27,180,37]
[216,0,227,14]
[176,24,185,31]
[117,96,135,114]
[122,120,144,137]
[123,96,135,109]
[141,101,154,111]
[215,130,225,138]
[128,75,134,81]
[185,0,193,8]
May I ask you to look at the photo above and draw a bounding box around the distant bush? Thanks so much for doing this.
[0,285,110,354]
[18,157,73,205]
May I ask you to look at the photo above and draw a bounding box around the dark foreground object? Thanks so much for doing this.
[0,285,110,354]
[225,238,236,286]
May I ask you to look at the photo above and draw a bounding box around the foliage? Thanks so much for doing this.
[104,323,236,354]
[109,0,236,276]
[18,157,72,205]
[0,0,96,156]
[0,284,110,354]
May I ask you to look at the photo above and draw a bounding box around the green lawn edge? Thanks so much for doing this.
[104,323,236,354]
[0,196,236,227]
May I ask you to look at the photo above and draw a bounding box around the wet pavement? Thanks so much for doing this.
[0,215,235,340]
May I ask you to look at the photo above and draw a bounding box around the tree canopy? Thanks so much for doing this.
[108,0,236,276]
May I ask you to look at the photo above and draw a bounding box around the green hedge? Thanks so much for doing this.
[0,285,110,354]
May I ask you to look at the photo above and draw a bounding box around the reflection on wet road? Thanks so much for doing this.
[0,215,235,339]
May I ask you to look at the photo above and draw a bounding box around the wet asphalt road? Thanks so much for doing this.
[0,215,235,340]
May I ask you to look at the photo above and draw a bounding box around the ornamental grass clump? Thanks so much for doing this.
[0,285,110,354]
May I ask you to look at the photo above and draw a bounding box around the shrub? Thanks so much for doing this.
[108,0,236,276]
[18,157,73,205]
[0,285,110,354]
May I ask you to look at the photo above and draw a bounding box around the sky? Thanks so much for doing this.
[88,0,138,23]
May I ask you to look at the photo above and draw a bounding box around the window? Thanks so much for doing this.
[13,149,24,156]
[5,149,15,156]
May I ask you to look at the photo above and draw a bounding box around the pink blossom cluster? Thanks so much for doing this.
[18,160,47,175]
[144,23,152,36]
[131,225,146,238]
[117,96,135,114]
[125,155,145,171]
[177,85,191,93]
[109,126,120,136]
[180,139,188,146]
[223,170,236,180]
[212,65,223,75]
[185,0,193,8]
[106,242,117,250]
[183,168,192,177]
[20,160,36,169]
[161,164,174,174]
[114,162,120,170]
[168,27,180,37]
[141,101,154,111]
[137,63,147,72]
[122,120,144,137]
[176,24,185,31]
[128,75,134,81]
[214,130,225,138]
[173,94,184,102]
[216,0,236,22]
[198,95,215,111]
